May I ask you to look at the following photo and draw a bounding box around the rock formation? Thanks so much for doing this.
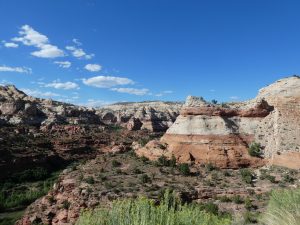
[136,76,300,169]
[97,101,182,132]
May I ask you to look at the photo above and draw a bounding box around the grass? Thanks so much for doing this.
[0,170,60,212]
[261,188,300,225]
[76,190,231,225]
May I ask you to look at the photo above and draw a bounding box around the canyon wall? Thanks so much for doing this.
[137,76,300,169]
[97,101,182,132]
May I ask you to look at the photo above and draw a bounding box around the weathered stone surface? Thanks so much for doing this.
[97,101,182,132]
[137,76,300,169]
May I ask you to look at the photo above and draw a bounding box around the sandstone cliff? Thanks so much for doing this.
[136,76,300,169]
[96,101,182,132]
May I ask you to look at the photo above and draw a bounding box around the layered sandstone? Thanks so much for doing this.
[97,101,182,132]
[137,76,300,169]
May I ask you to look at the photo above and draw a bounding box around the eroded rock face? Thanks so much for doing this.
[137,76,300,169]
[97,101,183,132]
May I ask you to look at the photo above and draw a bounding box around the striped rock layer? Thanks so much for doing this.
[137,76,300,169]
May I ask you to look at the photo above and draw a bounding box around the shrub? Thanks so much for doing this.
[76,190,231,225]
[85,176,95,184]
[112,160,121,167]
[140,174,151,184]
[211,99,218,104]
[62,200,71,209]
[244,197,253,210]
[261,188,300,225]
[198,202,219,215]
[157,155,169,166]
[178,163,190,176]
[240,169,254,184]
[248,142,262,157]
[232,195,244,204]
[140,156,149,163]
[169,155,177,167]
[283,174,295,183]
[205,163,215,172]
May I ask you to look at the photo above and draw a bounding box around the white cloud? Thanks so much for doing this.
[12,25,64,58]
[44,81,79,90]
[82,76,134,88]
[72,38,82,46]
[21,88,61,98]
[84,99,113,107]
[54,61,71,68]
[0,65,32,74]
[229,96,239,100]
[84,63,102,72]
[154,90,173,97]
[66,45,94,59]
[3,42,18,48]
[111,87,149,96]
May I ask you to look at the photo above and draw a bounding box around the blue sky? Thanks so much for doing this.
[0,0,300,106]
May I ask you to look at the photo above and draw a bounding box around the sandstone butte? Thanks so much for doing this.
[136,76,300,169]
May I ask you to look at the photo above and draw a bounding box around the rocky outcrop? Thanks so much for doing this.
[136,76,300,169]
[97,101,182,132]
[0,85,101,128]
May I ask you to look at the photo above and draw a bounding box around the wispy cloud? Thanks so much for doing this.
[72,38,82,46]
[84,99,114,107]
[154,90,173,97]
[84,63,102,72]
[229,96,239,100]
[82,76,134,88]
[2,41,18,48]
[44,80,79,90]
[21,88,61,98]
[111,87,149,96]
[0,65,32,74]
[66,45,94,59]
[54,61,71,68]
[12,25,64,58]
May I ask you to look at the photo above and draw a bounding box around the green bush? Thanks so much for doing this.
[178,163,190,176]
[261,188,300,225]
[240,169,254,184]
[112,160,121,167]
[85,176,95,184]
[140,174,151,184]
[248,142,262,157]
[157,155,170,166]
[76,190,231,225]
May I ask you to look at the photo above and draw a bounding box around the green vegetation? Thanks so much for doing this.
[261,188,300,225]
[240,169,254,184]
[178,163,190,176]
[0,169,59,212]
[76,190,231,225]
[248,142,262,157]
[112,160,121,167]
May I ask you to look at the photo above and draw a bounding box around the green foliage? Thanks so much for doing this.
[283,174,295,184]
[84,176,95,184]
[232,195,244,204]
[0,181,52,211]
[169,155,177,167]
[178,163,190,176]
[248,142,262,157]
[112,160,121,167]
[157,155,170,166]
[76,190,231,225]
[211,99,218,104]
[261,188,300,225]
[140,174,151,184]
[205,163,215,172]
[8,167,49,183]
[62,200,71,209]
[240,169,254,184]
[244,197,253,210]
